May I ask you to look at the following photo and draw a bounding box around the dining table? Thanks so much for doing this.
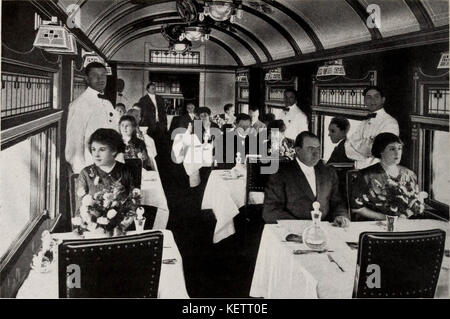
[250,219,450,299]
[202,169,264,243]
[140,169,169,229]
[16,229,189,299]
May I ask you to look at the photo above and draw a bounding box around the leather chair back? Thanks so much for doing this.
[353,229,446,298]
[346,169,360,221]
[58,231,163,298]
[245,156,291,206]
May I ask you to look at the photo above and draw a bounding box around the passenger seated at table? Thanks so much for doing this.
[197,106,220,143]
[350,133,425,220]
[327,116,353,164]
[76,128,136,209]
[119,115,152,170]
[264,119,295,159]
[263,131,349,227]
[126,108,157,170]
[219,113,256,169]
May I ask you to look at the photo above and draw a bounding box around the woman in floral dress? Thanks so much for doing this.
[351,133,425,220]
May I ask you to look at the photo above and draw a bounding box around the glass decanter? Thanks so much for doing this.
[302,202,328,251]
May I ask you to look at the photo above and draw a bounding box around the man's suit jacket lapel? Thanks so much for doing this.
[291,162,316,201]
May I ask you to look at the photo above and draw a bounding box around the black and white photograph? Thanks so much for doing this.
[0,0,449,306]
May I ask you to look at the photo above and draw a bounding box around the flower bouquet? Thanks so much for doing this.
[270,138,296,160]
[72,181,143,237]
[355,174,427,218]
[211,114,227,128]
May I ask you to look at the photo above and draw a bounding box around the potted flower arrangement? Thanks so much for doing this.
[72,181,143,237]
[354,174,427,218]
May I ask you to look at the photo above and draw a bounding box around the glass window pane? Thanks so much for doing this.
[431,130,449,205]
[240,103,248,114]
[0,138,32,257]
[323,115,361,161]
[270,107,283,120]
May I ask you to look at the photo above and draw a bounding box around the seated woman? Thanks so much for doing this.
[77,128,136,209]
[125,109,157,170]
[351,133,424,220]
[119,115,152,171]
[265,119,295,159]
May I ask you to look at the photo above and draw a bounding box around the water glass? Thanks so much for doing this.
[386,215,398,232]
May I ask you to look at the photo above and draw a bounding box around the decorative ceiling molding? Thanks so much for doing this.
[241,4,302,56]
[261,26,448,69]
[107,29,243,66]
[86,1,135,37]
[404,0,435,30]
[344,0,382,40]
[99,13,180,52]
[225,23,272,61]
[210,25,261,64]
[261,0,323,51]
[100,15,263,64]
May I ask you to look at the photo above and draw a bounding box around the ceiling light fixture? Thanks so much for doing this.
[317,59,346,77]
[203,0,242,23]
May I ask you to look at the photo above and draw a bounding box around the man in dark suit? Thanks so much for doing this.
[137,82,167,138]
[327,116,353,164]
[263,131,350,226]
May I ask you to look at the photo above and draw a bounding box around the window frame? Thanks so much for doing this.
[410,67,449,219]
[311,71,376,156]
[0,111,62,269]
[0,58,62,277]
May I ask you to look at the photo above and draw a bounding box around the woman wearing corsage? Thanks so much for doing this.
[74,128,141,235]
[351,133,425,220]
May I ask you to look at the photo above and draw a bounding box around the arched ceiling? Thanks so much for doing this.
[56,0,448,66]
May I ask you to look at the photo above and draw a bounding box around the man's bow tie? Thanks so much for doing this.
[282,107,290,112]
[363,113,377,120]
[97,93,106,99]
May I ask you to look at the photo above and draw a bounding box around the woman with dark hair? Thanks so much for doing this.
[351,133,424,220]
[76,128,136,210]
[119,115,152,170]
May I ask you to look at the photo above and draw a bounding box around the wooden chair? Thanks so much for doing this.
[68,173,79,218]
[346,169,360,221]
[353,229,446,298]
[58,231,164,298]
[327,162,354,210]
[125,158,143,188]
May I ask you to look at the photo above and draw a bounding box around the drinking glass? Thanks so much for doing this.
[386,215,398,232]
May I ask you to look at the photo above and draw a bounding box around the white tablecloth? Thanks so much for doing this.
[202,169,264,243]
[171,133,213,187]
[16,230,189,299]
[141,170,169,229]
[250,219,450,299]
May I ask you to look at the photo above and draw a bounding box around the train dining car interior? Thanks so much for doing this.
[1,0,449,300]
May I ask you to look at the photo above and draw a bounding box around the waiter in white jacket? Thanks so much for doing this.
[345,86,399,169]
[65,62,120,173]
[278,88,309,140]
